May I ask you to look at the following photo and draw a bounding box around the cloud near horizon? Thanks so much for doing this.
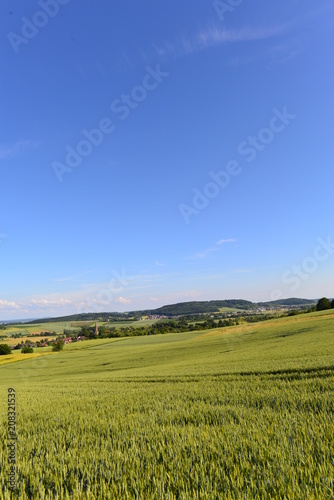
[0,271,172,319]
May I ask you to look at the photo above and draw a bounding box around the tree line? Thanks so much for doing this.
[73,318,240,340]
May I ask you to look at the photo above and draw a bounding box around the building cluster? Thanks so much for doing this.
[11,335,87,350]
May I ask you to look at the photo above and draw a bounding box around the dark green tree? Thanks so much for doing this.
[316,297,331,311]
[0,344,12,355]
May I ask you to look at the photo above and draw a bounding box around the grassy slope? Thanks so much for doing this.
[0,310,333,499]
[1,310,333,382]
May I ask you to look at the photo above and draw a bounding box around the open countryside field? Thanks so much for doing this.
[3,321,73,335]
[0,350,53,367]
[0,310,333,498]
[1,336,57,348]
[217,306,244,313]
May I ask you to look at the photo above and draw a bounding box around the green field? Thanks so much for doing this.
[3,321,74,335]
[0,310,333,498]
[1,318,159,339]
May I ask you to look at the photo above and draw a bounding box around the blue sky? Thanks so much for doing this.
[1,0,333,320]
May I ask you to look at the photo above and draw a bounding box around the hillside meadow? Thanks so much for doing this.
[0,310,333,498]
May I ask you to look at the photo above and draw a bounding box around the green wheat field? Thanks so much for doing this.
[0,310,333,499]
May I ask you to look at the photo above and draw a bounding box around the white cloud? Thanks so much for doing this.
[0,299,19,310]
[0,296,72,317]
[116,296,131,305]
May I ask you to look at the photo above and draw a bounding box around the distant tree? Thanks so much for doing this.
[52,339,64,352]
[306,306,316,313]
[98,326,109,338]
[287,310,300,316]
[21,346,34,354]
[331,299,334,309]
[316,297,331,311]
[0,344,12,355]
[88,328,97,339]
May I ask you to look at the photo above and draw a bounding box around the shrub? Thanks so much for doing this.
[52,339,64,352]
[21,346,34,354]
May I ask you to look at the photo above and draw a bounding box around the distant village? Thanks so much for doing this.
[10,335,88,350]
[4,302,322,352]
[10,323,100,350]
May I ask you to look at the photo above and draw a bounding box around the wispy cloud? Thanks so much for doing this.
[183,272,225,282]
[53,276,74,283]
[52,269,94,284]
[232,268,254,274]
[0,141,38,160]
[150,296,160,302]
[28,298,72,307]
[0,140,38,161]
[154,5,333,64]
[217,238,236,245]
[154,261,166,267]
[225,38,307,68]
[155,22,295,59]
[190,238,236,260]
[265,40,308,69]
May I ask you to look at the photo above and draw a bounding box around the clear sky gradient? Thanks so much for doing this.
[1,0,333,320]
